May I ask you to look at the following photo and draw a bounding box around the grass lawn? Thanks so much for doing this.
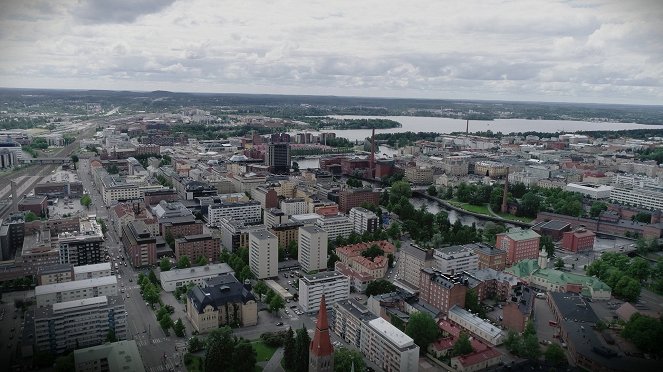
[184,354,204,372]
[448,200,490,215]
[252,341,278,362]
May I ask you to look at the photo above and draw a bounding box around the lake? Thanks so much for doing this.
[292,115,663,142]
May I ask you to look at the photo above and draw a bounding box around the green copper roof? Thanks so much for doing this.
[506,259,611,292]
[505,259,540,277]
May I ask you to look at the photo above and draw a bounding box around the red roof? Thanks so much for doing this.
[310,295,333,357]
[455,347,502,366]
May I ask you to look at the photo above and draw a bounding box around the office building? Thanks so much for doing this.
[35,275,118,307]
[338,189,380,213]
[251,186,279,209]
[74,340,145,372]
[248,230,278,279]
[0,213,25,261]
[419,268,467,314]
[333,299,377,348]
[265,133,291,174]
[34,295,126,355]
[36,263,74,285]
[298,226,328,273]
[270,222,302,249]
[58,216,105,266]
[433,245,479,274]
[299,271,350,313]
[218,217,265,252]
[359,317,419,372]
[495,228,541,266]
[159,263,234,292]
[280,198,307,217]
[609,175,663,210]
[404,165,433,185]
[174,234,221,262]
[348,207,379,234]
[264,208,287,228]
[565,183,613,199]
[561,228,596,253]
[121,220,157,268]
[186,274,257,332]
[474,161,508,178]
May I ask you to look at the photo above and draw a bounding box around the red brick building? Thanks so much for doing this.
[338,189,380,213]
[144,188,179,206]
[161,220,204,239]
[561,228,595,253]
[470,243,508,271]
[495,229,541,266]
[18,196,48,216]
[419,268,467,314]
[122,220,157,268]
[174,234,221,261]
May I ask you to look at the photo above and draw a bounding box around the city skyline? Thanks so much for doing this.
[1,0,662,105]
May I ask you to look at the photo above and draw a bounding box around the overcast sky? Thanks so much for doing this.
[1,0,662,105]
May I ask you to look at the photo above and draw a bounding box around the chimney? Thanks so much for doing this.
[501,168,510,214]
[369,128,376,179]
[466,119,469,135]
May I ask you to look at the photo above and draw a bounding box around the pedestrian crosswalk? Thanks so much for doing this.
[136,337,168,347]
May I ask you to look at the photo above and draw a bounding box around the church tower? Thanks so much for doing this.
[309,295,334,372]
[538,248,548,269]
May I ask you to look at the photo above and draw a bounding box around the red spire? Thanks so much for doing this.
[310,295,333,357]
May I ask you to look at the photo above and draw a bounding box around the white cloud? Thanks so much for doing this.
[0,0,661,104]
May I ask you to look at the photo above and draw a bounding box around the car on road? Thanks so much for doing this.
[276,322,283,326]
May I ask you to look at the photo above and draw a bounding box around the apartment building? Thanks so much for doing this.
[419,268,467,314]
[348,207,379,234]
[208,200,262,227]
[470,243,508,271]
[174,234,221,261]
[280,198,308,216]
[248,230,278,279]
[264,208,287,228]
[159,263,234,292]
[121,220,157,268]
[332,299,377,348]
[74,262,112,280]
[270,222,303,249]
[298,226,328,273]
[495,228,541,266]
[315,214,353,241]
[36,263,74,285]
[299,271,350,313]
[441,156,470,176]
[396,243,434,288]
[186,274,258,332]
[433,245,479,274]
[218,217,266,252]
[404,165,434,185]
[34,295,126,355]
[448,305,506,346]
[58,216,105,266]
[35,275,118,307]
[74,340,145,372]
[359,317,420,372]
[561,228,596,253]
[474,161,508,178]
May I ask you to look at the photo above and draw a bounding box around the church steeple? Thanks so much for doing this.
[309,295,334,372]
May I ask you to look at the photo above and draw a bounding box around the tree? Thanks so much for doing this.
[464,289,485,318]
[159,315,173,332]
[365,279,397,296]
[287,240,298,258]
[361,244,384,259]
[540,235,555,259]
[327,250,340,269]
[427,185,438,196]
[239,266,253,282]
[160,258,172,272]
[295,325,311,372]
[346,178,363,188]
[519,191,541,217]
[269,294,285,313]
[544,343,567,366]
[177,255,191,269]
[174,318,186,337]
[622,313,663,354]
[25,211,38,222]
[520,333,541,359]
[628,257,650,282]
[292,161,299,172]
[70,154,79,170]
[554,258,565,269]
[148,269,159,285]
[196,256,208,266]
[590,201,608,218]
[283,327,296,371]
[405,312,439,353]
[233,339,257,372]
[334,347,365,372]
[165,231,175,248]
[188,336,204,353]
[106,330,117,342]
[451,332,473,356]
[387,222,401,240]
[205,327,236,372]
[253,280,269,300]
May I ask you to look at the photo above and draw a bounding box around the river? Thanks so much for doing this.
[294,115,663,142]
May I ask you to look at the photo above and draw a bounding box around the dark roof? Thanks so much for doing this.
[187,274,255,314]
[550,292,598,323]
[539,220,571,231]
[468,242,506,257]
[401,243,433,261]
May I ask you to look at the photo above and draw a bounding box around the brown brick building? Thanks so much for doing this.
[470,243,507,271]
[338,189,380,213]
[419,268,467,314]
[561,228,596,253]
[18,196,48,216]
[174,234,221,261]
[269,222,303,248]
[144,188,179,206]
[122,220,157,268]
[162,219,204,239]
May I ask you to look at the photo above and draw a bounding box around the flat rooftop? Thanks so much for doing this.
[159,263,233,282]
[248,229,277,241]
[368,317,415,349]
[73,262,111,274]
[449,305,505,342]
[74,340,145,372]
[35,275,117,296]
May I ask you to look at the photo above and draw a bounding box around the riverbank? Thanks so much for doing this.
[413,190,533,228]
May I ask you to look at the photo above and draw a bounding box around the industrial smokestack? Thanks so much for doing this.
[370,128,376,179]
[501,168,510,214]
[466,119,469,134]
[11,181,18,213]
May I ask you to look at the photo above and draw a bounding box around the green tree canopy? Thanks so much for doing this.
[269,294,285,313]
[160,258,172,272]
[365,279,397,297]
[405,312,439,353]
[540,235,555,259]
[451,332,473,357]
[621,313,663,354]
[205,327,236,372]
[283,327,296,371]
[334,347,365,372]
[590,202,608,217]
[544,343,567,366]
[25,211,39,222]
[173,318,186,337]
[177,255,191,269]
[295,325,311,372]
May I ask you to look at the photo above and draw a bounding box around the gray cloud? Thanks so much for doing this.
[71,0,177,24]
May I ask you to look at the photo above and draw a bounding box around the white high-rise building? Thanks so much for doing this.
[299,271,350,313]
[433,245,479,275]
[315,214,353,241]
[248,230,278,279]
[298,226,328,273]
[35,275,118,307]
[348,207,379,234]
[360,317,420,372]
[208,201,262,227]
[280,198,308,217]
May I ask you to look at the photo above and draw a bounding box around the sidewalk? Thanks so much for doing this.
[262,347,285,372]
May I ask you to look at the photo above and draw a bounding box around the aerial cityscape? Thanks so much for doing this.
[1,1,662,372]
